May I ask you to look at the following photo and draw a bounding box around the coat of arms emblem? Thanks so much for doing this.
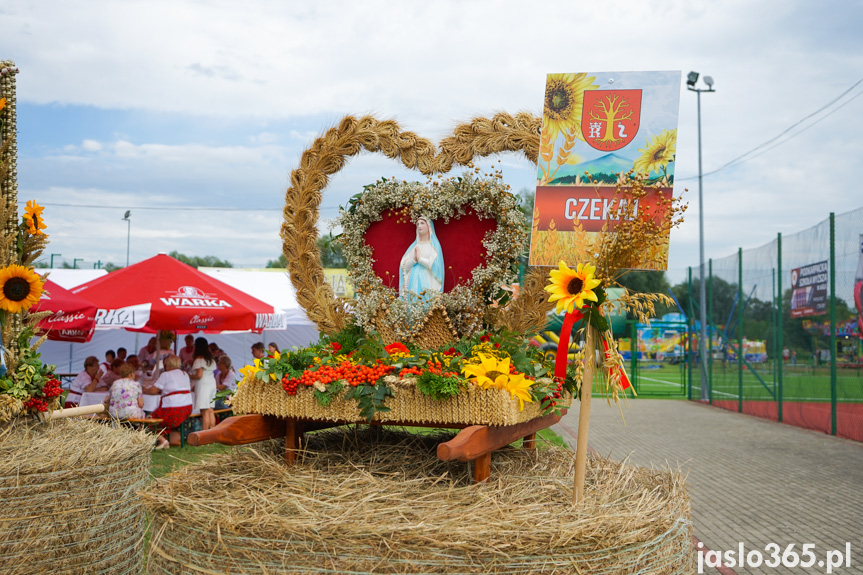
[580,89,642,152]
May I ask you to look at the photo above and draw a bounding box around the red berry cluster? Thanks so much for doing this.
[41,377,63,399]
[23,397,49,412]
[541,378,565,409]
[399,359,458,379]
[281,361,395,395]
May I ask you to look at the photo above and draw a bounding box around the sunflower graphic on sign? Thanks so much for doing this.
[581,89,642,152]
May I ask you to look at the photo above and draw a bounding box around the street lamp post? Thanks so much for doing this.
[687,71,715,402]
[123,210,131,267]
[73,258,84,269]
[50,253,61,268]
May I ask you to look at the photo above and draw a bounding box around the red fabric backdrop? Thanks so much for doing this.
[363,207,497,293]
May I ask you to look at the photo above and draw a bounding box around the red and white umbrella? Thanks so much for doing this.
[32,279,98,342]
[71,254,286,333]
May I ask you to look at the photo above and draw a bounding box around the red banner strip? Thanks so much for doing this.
[554,309,582,380]
[601,336,631,390]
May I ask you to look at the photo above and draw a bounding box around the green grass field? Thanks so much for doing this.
[615,361,863,403]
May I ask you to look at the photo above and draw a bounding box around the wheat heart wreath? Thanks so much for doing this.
[281,112,542,335]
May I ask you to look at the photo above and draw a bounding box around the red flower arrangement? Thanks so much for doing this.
[384,342,409,355]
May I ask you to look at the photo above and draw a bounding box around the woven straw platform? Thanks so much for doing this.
[232,376,572,427]
[144,428,695,574]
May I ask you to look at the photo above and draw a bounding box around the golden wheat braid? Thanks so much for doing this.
[282,112,541,335]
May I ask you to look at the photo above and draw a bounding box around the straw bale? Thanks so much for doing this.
[145,428,694,574]
[0,418,154,574]
[232,376,572,427]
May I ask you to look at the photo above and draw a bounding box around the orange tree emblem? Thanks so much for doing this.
[580,89,642,152]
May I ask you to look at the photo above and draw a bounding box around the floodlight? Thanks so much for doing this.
[687,71,699,86]
[123,210,131,219]
[703,76,714,88]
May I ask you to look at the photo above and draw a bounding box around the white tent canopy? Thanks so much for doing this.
[37,268,319,374]
[43,268,108,289]
[197,267,314,328]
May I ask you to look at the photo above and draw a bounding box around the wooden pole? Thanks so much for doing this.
[51,404,105,419]
[573,326,595,504]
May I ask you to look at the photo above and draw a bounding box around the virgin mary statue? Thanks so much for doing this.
[399,217,445,302]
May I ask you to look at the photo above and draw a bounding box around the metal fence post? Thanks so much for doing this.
[777,233,783,422]
[688,267,694,400]
[772,268,777,394]
[738,247,744,413]
[708,258,713,405]
[830,213,837,435]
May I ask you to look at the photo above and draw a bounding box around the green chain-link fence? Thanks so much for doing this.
[685,207,863,441]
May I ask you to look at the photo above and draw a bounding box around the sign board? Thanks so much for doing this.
[323,268,355,298]
[529,71,681,270]
[790,260,828,318]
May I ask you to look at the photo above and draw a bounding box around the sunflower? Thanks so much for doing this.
[239,362,262,382]
[23,200,47,235]
[0,98,6,112]
[461,353,511,389]
[501,372,534,411]
[542,73,598,143]
[633,129,677,176]
[544,261,602,314]
[0,265,44,313]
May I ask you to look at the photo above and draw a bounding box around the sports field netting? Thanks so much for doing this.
[685,207,863,442]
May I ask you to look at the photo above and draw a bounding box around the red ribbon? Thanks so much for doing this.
[554,309,582,379]
[601,337,631,390]
[553,308,631,390]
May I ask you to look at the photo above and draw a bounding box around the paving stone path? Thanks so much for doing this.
[553,399,863,575]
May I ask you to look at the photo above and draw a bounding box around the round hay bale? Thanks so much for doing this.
[144,428,695,574]
[0,418,153,574]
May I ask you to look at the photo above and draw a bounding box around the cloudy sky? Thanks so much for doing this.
[2,0,862,285]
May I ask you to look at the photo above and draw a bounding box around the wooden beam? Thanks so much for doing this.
[473,452,491,482]
[285,419,303,463]
[436,410,565,462]
[187,414,286,446]
[522,432,536,450]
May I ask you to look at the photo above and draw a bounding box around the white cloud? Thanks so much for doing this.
[1,0,861,287]
[81,139,102,151]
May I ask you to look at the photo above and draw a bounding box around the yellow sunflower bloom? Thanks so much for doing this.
[0,98,6,112]
[543,73,598,143]
[501,372,535,411]
[544,261,602,314]
[0,265,44,314]
[633,129,677,176]
[253,357,278,381]
[462,353,511,389]
[239,363,262,382]
[23,200,47,235]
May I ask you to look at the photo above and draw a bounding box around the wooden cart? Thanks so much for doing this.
[188,410,566,483]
